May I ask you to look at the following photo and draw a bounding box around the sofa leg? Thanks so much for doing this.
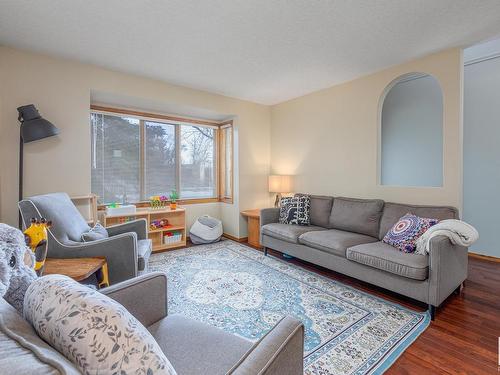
[454,282,465,295]
[263,247,268,256]
[428,304,436,321]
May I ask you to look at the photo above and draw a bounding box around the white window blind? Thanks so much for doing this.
[90,111,224,204]
[91,113,140,204]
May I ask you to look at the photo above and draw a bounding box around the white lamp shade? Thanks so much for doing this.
[268,175,293,193]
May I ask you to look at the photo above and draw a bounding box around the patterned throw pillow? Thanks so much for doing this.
[279,196,311,226]
[383,213,439,253]
[24,275,177,375]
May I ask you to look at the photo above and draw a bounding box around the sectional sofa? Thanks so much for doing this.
[260,195,468,319]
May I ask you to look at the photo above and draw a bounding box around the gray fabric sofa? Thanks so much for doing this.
[260,195,468,319]
[18,192,152,284]
[0,272,304,375]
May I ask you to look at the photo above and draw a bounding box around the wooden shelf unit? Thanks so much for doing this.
[102,207,186,252]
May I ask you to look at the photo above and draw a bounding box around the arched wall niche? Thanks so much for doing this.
[379,72,444,187]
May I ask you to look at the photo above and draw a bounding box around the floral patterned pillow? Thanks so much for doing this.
[383,213,439,253]
[24,275,177,375]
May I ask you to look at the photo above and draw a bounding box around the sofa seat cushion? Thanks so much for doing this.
[137,239,152,271]
[149,314,253,375]
[346,241,429,280]
[261,223,325,243]
[299,229,378,257]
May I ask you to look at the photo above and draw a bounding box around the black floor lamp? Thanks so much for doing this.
[17,104,60,228]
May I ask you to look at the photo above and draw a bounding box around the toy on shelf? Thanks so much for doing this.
[24,217,51,276]
[164,231,182,245]
[106,203,137,216]
[169,189,178,210]
[119,216,136,224]
[150,219,171,230]
[150,195,168,210]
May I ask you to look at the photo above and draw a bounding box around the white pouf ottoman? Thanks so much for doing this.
[189,215,223,244]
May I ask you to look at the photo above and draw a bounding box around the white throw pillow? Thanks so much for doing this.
[24,275,177,375]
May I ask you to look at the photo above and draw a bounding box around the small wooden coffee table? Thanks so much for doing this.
[43,257,109,288]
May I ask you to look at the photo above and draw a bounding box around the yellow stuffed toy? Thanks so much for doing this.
[23,218,51,276]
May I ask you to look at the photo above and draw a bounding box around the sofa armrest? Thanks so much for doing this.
[101,272,168,327]
[47,231,138,285]
[230,316,304,375]
[260,208,280,227]
[428,235,468,307]
[106,219,148,240]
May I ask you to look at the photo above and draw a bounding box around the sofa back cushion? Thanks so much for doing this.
[295,194,333,228]
[24,275,177,375]
[329,197,384,237]
[379,202,459,239]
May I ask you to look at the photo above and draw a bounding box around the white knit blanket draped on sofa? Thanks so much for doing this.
[415,219,479,255]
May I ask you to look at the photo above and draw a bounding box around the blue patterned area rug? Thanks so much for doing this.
[149,240,430,374]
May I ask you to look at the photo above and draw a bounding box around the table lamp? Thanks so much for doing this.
[268,175,293,207]
[17,104,60,227]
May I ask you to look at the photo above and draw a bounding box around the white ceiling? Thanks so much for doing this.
[1,1,500,105]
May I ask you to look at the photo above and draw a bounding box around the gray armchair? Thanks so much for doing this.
[18,192,152,285]
[102,272,305,375]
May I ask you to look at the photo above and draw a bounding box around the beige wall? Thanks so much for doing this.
[271,49,464,211]
[0,46,465,238]
[0,46,271,236]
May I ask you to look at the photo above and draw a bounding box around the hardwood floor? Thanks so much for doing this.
[261,247,500,374]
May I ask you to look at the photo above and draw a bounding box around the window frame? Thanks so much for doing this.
[90,105,233,206]
[218,122,234,204]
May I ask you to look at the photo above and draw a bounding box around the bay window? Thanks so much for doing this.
[90,107,232,205]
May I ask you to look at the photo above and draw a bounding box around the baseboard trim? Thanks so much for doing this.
[469,252,500,263]
[223,233,248,243]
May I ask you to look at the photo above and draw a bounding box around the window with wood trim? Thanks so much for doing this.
[90,106,233,205]
[218,124,233,203]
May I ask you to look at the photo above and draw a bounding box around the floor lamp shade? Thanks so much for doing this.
[18,105,59,142]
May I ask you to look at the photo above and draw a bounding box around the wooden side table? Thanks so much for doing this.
[241,209,262,248]
[43,257,110,289]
